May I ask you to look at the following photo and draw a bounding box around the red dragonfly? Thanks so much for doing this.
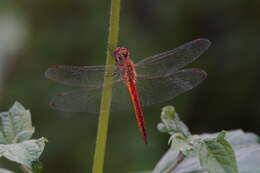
[45,38,211,144]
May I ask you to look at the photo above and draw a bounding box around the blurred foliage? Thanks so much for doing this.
[155,106,239,173]
[0,102,45,172]
[153,128,260,173]
[0,0,260,173]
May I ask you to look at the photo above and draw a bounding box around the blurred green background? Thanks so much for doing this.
[0,0,260,172]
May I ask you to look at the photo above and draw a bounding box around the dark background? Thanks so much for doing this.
[0,0,260,172]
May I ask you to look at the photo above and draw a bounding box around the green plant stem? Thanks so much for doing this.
[20,165,32,173]
[92,0,121,173]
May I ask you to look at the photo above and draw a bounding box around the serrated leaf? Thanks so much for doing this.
[0,138,46,168]
[0,168,14,173]
[0,102,34,144]
[199,131,238,173]
[201,130,259,149]
[153,130,258,173]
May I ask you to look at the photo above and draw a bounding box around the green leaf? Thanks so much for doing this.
[152,148,206,173]
[155,106,259,173]
[199,131,238,173]
[201,129,259,149]
[0,168,14,173]
[169,134,203,156]
[169,134,189,152]
[0,138,46,168]
[158,106,190,136]
[153,130,258,173]
[0,102,34,144]
[169,134,190,156]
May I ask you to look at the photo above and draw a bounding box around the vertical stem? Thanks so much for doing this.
[92,0,121,173]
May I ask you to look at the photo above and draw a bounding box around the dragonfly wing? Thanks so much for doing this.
[137,68,207,107]
[45,65,118,87]
[49,80,133,113]
[49,88,103,113]
[49,69,206,113]
[136,39,210,78]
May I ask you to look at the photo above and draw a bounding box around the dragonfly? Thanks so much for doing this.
[45,38,211,144]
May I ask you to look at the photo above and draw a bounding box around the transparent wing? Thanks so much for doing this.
[45,65,118,87]
[137,68,207,106]
[49,80,132,113]
[136,39,211,78]
[49,68,206,113]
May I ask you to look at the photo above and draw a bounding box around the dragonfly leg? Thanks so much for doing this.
[104,71,118,77]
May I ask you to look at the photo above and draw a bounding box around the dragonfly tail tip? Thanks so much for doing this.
[144,140,148,145]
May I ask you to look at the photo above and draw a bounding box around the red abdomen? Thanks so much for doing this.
[118,59,148,144]
[127,80,148,144]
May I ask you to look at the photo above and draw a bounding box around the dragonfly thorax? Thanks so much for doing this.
[113,47,130,63]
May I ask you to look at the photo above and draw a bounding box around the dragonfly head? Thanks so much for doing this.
[113,47,130,63]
